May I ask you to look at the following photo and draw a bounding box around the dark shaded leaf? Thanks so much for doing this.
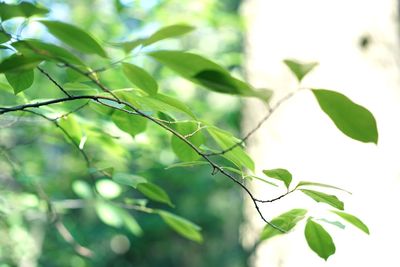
[312,89,378,144]
[0,54,42,73]
[0,2,48,21]
[5,69,34,94]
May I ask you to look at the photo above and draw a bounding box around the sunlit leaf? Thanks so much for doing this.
[5,69,34,94]
[39,20,107,57]
[312,89,378,144]
[171,121,204,162]
[330,210,369,234]
[120,209,143,236]
[158,210,202,243]
[112,173,147,188]
[137,182,174,207]
[300,189,344,210]
[318,218,346,229]
[207,126,255,171]
[296,181,352,194]
[165,161,208,169]
[95,201,123,227]
[122,63,158,95]
[260,209,307,241]
[112,110,147,137]
[72,180,93,199]
[304,219,336,260]
[121,24,194,53]
[262,168,292,189]
[284,59,318,82]
[95,179,122,199]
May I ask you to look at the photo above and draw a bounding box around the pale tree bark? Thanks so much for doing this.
[241,0,400,266]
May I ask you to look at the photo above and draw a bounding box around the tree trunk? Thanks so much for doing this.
[241,0,400,266]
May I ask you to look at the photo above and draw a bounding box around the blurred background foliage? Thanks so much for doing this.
[0,0,252,266]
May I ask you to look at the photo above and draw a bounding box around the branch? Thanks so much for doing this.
[37,66,72,97]
[204,90,303,156]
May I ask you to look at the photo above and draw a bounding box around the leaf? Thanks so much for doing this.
[330,210,369,234]
[171,121,204,162]
[262,168,292,189]
[72,180,93,199]
[5,70,34,94]
[0,54,43,73]
[296,181,352,194]
[149,50,267,101]
[300,189,344,210]
[283,59,318,82]
[260,209,307,241]
[143,24,195,46]
[304,219,336,260]
[39,20,107,57]
[152,94,196,119]
[119,209,143,236]
[122,63,158,95]
[0,31,11,43]
[221,166,278,187]
[95,201,123,227]
[312,89,378,144]
[317,218,346,229]
[95,179,122,199]
[120,24,194,53]
[165,161,208,169]
[58,115,82,144]
[137,182,174,207]
[0,2,48,21]
[158,210,202,243]
[112,173,147,188]
[12,39,85,66]
[207,126,255,171]
[112,110,147,137]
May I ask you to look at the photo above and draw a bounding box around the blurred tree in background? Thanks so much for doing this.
[0,0,249,266]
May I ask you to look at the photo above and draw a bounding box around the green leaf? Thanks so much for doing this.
[149,50,266,101]
[95,201,123,227]
[312,89,378,144]
[262,168,292,189]
[5,70,34,94]
[120,24,194,53]
[171,121,204,162]
[112,173,147,188]
[72,180,93,199]
[304,219,336,260]
[165,161,208,169]
[143,24,195,46]
[137,182,174,207]
[12,39,86,66]
[58,115,82,144]
[330,210,369,234]
[207,126,255,171]
[95,179,122,199]
[122,63,158,95]
[39,20,107,57]
[0,2,48,21]
[152,94,196,119]
[158,210,202,243]
[119,209,143,236]
[260,209,307,241]
[296,181,352,194]
[300,189,344,210]
[112,110,147,137]
[0,31,11,43]
[0,54,43,73]
[283,59,318,82]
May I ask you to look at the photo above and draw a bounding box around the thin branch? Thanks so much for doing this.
[204,90,303,156]
[37,66,72,97]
